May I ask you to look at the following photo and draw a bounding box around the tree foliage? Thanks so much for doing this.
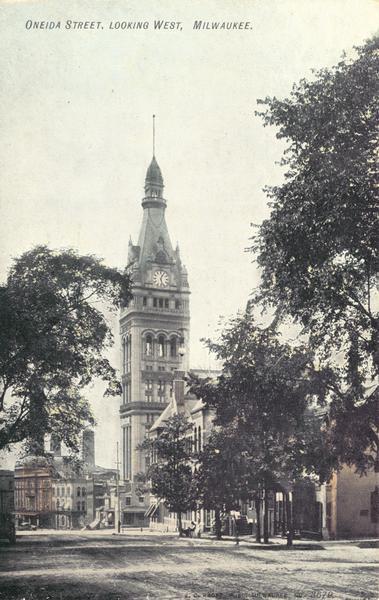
[193,427,247,539]
[252,37,379,470]
[189,309,336,493]
[0,245,131,453]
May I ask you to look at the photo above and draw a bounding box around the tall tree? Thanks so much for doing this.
[141,415,196,536]
[189,308,335,542]
[194,427,247,540]
[252,37,379,471]
[0,245,131,454]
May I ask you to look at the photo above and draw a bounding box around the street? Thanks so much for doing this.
[0,531,377,599]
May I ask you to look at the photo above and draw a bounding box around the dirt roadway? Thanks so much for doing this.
[0,531,377,600]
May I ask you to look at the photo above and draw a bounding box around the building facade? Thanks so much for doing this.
[0,470,15,542]
[326,465,378,539]
[14,456,55,529]
[119,155,190,523]
[52,477,93,529]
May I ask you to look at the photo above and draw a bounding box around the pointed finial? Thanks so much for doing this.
[152,114,156,156]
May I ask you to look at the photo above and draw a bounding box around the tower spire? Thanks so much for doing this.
[152,114,156,157]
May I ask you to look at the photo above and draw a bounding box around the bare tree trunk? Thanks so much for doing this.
[282,494,287,537]
[177,512,183,537]
[255,495,261,543]
[263,488,269,544]
[214,508,222,540]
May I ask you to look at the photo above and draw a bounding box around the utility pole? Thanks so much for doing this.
[115,442,121,533]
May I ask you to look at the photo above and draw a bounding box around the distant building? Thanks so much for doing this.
[0,470,15,542]
[14,456,55,529]
[14,430,119,530]
[52,477,94,529]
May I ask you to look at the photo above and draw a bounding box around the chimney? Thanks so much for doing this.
[82,429,95,467]
[173,371,186,406]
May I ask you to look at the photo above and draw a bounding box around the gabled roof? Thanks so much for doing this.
[149,401,176,433]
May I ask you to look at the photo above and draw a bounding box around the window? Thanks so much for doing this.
[67,486,70,495]
[125,497,131,506]
[77,501,81,511]
[159,298,163,308]
[145,380,153,400]
[143,297,147,306]
[158,380,165,400]
[158,335,165,357]
[82,487,86,497]
[56,499,60,509]
[82,501,86,511]
[77,487,81,497]
[153,298,158,308]
[164,299,169,308]
[145,335,152,356]
[139,497,144,503]
[175,300,181,310]
[170,338,177,357]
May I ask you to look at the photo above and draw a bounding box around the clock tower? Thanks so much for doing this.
[120,154,190,484]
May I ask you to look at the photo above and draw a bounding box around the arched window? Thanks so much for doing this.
[158,335,165,357]
[77,487,81,497]
[170,338,177,358]
[145,335,152,356]
[82,487,86,497]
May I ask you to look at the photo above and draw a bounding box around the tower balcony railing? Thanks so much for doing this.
[120,400,169,414]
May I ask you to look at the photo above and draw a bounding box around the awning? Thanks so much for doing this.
[144,501,159,518]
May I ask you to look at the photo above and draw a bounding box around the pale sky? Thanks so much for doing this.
[0,0,377,469]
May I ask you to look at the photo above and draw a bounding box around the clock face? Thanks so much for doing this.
[153,270,169,287]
